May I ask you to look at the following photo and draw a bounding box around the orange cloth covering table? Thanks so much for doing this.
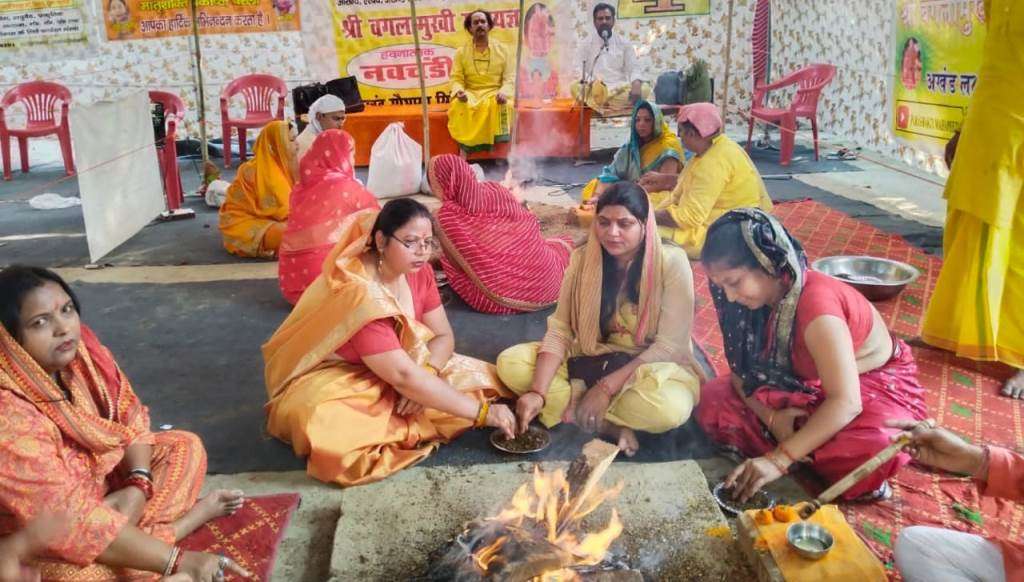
[747,504,887,582]
[344,99,591,166]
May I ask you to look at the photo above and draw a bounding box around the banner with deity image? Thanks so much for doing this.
[891,0,986,155]
[332,0,575,107]
[102,0,299,41]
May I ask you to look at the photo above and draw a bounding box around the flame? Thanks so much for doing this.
[471,466,623,578]
[472,535,507,572]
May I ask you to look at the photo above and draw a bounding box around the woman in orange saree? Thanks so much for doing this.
[218,120,297,258]
[0,266,249,582]
[279,130,379,304]
[263,199,515,487]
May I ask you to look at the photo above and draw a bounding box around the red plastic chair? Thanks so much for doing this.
[746,63,836,166]
[0,81,75,181]
[219,74,286,168]
[150,90,186,211]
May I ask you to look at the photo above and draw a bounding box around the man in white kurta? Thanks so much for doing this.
[572,3,650,113]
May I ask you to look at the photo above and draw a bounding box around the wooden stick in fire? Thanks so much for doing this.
[798,421,928,519]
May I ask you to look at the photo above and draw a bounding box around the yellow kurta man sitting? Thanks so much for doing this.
[447,10,514,154]
[642,103,773,258]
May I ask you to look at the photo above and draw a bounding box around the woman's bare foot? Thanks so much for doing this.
[616,427,639,457]
[562,382,586,424]
[172,489,245,541]
[1002,370,1024,399]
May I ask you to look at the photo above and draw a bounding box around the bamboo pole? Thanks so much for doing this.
[720,0,736,125]
[508,0,527,149]
[409,0,430,170]
[188,0,209,166]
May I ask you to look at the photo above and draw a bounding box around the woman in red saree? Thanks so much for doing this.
[279,130,379,304]
[695,209,928,502]
[0,266,249,582]
[427,154,573,314]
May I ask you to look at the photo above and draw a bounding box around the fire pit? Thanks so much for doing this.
[329,442,747,581]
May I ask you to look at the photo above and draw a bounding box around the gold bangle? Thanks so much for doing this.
[423,363,439,376]
[475,401,490,428]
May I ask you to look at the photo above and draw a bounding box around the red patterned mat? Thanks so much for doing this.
[690,200,1023,578]
[179,493,301,582]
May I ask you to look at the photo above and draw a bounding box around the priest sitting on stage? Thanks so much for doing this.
[447,10,515,156]
[572,3,650,113]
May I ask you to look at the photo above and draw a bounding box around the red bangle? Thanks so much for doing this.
[124,475,154,501]
[777,442,799,465]
[766,452,789,475]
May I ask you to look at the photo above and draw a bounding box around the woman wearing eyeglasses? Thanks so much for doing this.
[263,199,515,487]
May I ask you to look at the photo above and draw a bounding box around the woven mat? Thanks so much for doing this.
[179,493,301,582]
[689,200,1023,578]
[530,201,588,245]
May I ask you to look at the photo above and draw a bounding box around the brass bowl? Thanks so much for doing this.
[812,255,920,301]
[786,522,834,560]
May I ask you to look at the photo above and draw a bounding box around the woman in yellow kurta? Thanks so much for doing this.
[218,120,297,258]
[497,182,704,456]
[923,0,1024,398]
[581,99,684,203]
[262,199,515,487]
[642,103,772,259]
[447,10,515,153]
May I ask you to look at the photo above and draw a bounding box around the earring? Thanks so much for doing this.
[377,249,384,271]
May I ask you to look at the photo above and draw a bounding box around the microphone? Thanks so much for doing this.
[599,27,611,49]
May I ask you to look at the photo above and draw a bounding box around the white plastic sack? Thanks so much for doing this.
[205,179,230,208]
[420,163,485,195]
[367,122,423,199]
[28,193,81,210]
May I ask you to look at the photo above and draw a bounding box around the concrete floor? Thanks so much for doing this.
[0,125,944,579]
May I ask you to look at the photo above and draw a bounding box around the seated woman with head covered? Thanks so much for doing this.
[696,209,928,503]
[279,129,379,304]
[218,120,297,259]
[263,199,515,487]
[428,154,572,314]
[497,182,704,456]
[0,266,249,582]
[581,99,683,205]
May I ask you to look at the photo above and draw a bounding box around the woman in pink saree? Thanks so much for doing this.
[427,154,573,314]
[279,130,379,304]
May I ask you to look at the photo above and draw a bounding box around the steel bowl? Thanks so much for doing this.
[812,255,920,301]
[786,522,834,560]
[489,425,551,454]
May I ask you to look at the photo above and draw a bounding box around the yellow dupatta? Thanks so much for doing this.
[543,204,665,357]
[219,120,296,257]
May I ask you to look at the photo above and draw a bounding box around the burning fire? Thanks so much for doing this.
[472,466,624,579]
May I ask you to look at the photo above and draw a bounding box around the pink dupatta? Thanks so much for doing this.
[278,130,379,304]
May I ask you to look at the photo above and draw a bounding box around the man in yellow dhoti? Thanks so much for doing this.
[447,10,515,154]
[571,3,650,114]
[922,0,1024,398]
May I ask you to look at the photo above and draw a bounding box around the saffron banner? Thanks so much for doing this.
[102,0,299,40]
